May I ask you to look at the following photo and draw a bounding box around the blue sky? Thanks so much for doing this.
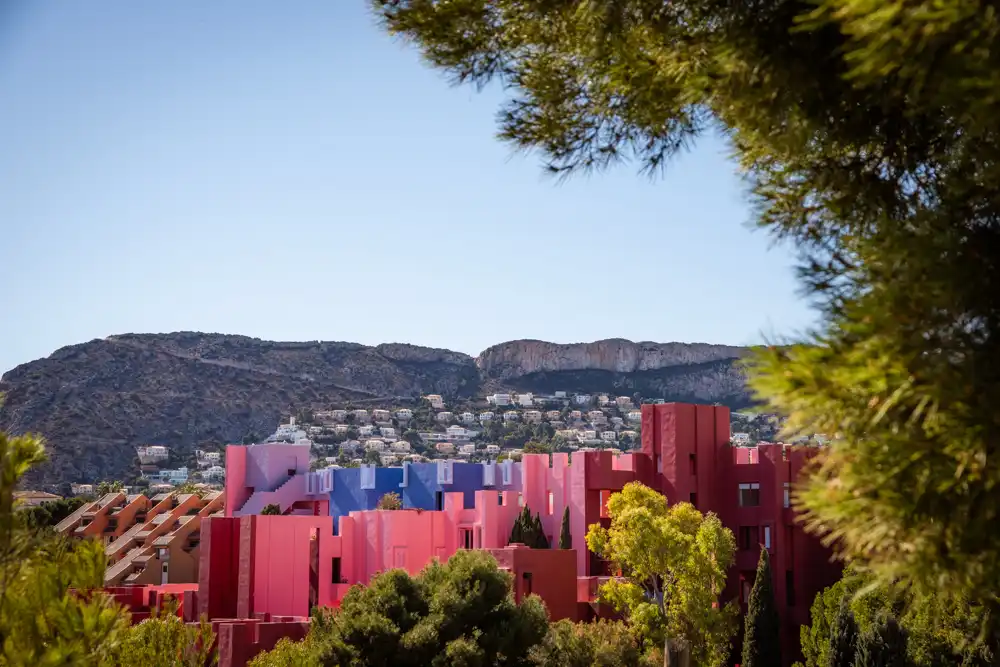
[0,1,814,374]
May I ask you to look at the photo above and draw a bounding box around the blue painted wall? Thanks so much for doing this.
[327,466,403,531]
[325,462,524,529]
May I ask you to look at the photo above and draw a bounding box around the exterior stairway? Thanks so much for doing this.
[235,474,306,515]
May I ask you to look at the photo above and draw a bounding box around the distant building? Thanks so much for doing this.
[503,411,520,422]
[615,396,634,408]
[436,411,454,423]
[479,411,495,423]
[13,490,62,507]
[487,394,512,407]
[380,426,396,438]
[587,411,607,425]
[597,395,611,406]
[600,431,617,442]
[731,433,751,446]
[516,393,534,407]
[461,412,476,424]
[372,409,392,422]
[396,409,413,420]
[425,395,445,409]
[352,409,370,422]
[524,410,543,423]
[485,444,501,455]
[574,394,592,405]
[136,445,169,466]
[435,442,455,454]
[70,483,94,496]
[358,425,375,437]
[627,410,642,422]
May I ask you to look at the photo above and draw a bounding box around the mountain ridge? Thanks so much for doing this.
[0,332,753,489]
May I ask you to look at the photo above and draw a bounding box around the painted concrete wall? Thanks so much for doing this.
[243,443,311,491]
[328,467,404,528]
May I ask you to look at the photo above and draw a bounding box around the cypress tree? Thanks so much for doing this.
[558,506,571,549]
[509,507,525,545]
[828,603,859,667]
[532,513,549,549]
[854,617,908,667]
[741,548,782,667]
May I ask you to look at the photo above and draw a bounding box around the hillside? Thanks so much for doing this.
[0,333,752,489]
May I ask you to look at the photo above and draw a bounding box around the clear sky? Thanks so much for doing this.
[0,1,815,375]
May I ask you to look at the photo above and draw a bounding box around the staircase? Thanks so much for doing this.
[105,546,149,585]
[235,474,306,515]
[55,499,99,534]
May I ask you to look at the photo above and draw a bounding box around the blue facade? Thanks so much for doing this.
[325,461,523,530]
[400,462,486,511]
[327,466,403,531]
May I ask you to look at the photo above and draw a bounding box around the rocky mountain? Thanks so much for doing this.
[0,333,752,489]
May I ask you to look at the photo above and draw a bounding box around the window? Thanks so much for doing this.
[522,572,533,596]
[435,491,443,511]
[547,491,554,515]
[332,558,342,584]
[786,570,796,606]
[739,526,759,550]
[689,492,697,509]
[688,453,697,475]
[783,483,791,508]
[741,577,752,603]
[739,483,761,507]
[763,525,771,550]
[462,529,474,550]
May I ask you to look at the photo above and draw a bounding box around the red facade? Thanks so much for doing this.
[641,403,842,663]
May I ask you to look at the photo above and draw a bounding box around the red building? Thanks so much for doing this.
[641,403,842,662]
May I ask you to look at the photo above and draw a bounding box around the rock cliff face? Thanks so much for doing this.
[476,339,748,378]
[0,333,752,489]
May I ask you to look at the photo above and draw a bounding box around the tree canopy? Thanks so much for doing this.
[370,0,1000,615]
[285,549,549,667]
[0,430,214,666]
[585,482,736,666]
[798,568,996,667]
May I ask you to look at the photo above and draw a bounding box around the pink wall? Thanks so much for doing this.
[225,446,250,518]
[245,515,335,618]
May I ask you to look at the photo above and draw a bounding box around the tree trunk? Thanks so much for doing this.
[663,636,672,667]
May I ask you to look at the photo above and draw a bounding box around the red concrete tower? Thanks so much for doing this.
[641,403,841,665]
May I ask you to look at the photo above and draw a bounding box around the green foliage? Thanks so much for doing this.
[853,618,908,667]
[509,506,549,549]
[585,482,737,666]
[828,604,860,667]
[111,601,216,667]
[261,504,282,515]
[527,619,647,667]
[557,507,571,550]
[376,492,403,511]
[522,440,552,455]
[800,569,996,667]
[257,549,550,667]
[15,497,86,532]
[1,430,130,666]
[369,0,1000,612]
[95,480,124,496]
[742,548,781,667]
[248,637,321,667]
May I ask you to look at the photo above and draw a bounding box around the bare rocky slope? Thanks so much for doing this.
[0,333,751,489]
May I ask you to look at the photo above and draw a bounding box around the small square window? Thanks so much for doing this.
[739,483,760,507]
[783,483,791,508]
